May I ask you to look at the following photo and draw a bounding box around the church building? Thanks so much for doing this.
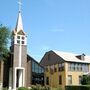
[2,1,44,90]
[1,1,90,90]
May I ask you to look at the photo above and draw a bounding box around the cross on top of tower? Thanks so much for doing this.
[18,0,22,12]
[15,0,23,32]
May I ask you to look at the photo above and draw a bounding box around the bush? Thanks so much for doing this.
[65,85,90,90]
[18,87,29,90]
[56,87,62,90]
[2,88,8,90]
[31,85,49,90]
[81,75,90,85]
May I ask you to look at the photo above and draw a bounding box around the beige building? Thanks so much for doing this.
[40,50,90,90]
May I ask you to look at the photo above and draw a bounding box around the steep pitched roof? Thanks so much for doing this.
[15,11,23,32]
[40,51,65,66]
[40,50,90,66]
[53,50,90,63]
[17,30,25,35]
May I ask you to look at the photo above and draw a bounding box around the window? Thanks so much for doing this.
[79,76,82,84]
[68,63,71,71]
[79,64,82,71]
[32,61,35,72]
[75,64,78,71]
[71,63,75,71]
[17,36,20,39]
[17,40,20,44]
[61,63,65,70]
[62,63,64,67]
[82,64,85,72]
[59,75,62,84]
[59,63,62,67]
[22,36,25,40]
[22,41,24,44]
[50,65,54,74]
[77,64,79,71]
[58,67,60,71]
[68,75,72,85]
[31,61,44,85]
[86,64,89,72]
[45,67,48,72]
[46,77,49,85]
[50,65,54,69]
[58,63,65,71]
[38,66,42,73]
[41,68,44,73]
[82,64,89,72]
[34,63,39,73]
[68,63,89,72]
[54,67,57,72]
[58,64,61,71]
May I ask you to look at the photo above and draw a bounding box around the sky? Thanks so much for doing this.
[0,0,90,62]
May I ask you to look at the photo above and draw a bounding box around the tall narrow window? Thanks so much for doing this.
[68,75,72,85]
[59,75,62,84]
[79,76,82,84]
[45,67,48,72]
[86,64,89,72]
[50,65,54,74]
[54,67,57,72]
[54,64,57,72]
[68,63,71,71]
[62,63,65,70]
[58,63,61,71]
[32,61,35,72]
[46,77,49,85]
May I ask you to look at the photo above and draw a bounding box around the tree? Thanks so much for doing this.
[81,75,90,85]
[0,24,10,60]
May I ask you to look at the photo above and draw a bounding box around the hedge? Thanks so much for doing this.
[65,85,90,90]
[18,87,29,90]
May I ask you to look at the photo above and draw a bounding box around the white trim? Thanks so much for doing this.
[13,67,25,90]
[9,68,12,89]
[19,43,22,67]
[14,34,27,45]
[13,68,16,90]
[0,83,3,89]
[23,68,25,86]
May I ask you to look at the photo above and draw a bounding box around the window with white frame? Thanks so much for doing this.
[68,75,72,85]
[68,63,89,72]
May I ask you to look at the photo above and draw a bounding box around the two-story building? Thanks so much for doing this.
[40,50,90,90]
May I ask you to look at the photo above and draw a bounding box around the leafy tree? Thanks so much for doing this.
[0,24,10,60]
[81,75,90,85]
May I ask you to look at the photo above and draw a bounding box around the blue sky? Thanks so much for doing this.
[0,0,90,62]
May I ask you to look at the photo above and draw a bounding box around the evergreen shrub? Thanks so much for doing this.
[18,87,29,90]
[65,85,90,90]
